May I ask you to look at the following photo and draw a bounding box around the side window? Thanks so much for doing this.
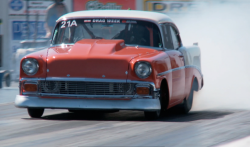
[170,26,180,49]
[161,24,174,49]
[52,28,58,44]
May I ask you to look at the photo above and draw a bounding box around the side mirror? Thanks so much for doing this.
[193,42,198,46]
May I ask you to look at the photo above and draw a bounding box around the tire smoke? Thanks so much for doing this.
[173,1,250,110]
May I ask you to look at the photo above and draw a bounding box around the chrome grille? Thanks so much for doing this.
[38,81,135,95]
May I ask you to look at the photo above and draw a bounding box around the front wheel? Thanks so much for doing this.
[144,83,168,120]
[28,108,44,118]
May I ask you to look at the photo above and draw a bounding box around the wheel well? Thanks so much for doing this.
[193,77,199,91]
[201,78,204,89]
[160,79,169,110]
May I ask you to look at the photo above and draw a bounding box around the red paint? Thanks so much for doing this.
[20,39,203,109]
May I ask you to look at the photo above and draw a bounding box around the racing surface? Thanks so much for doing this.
[1,86,250,147]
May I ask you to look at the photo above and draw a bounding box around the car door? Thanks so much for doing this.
[162,23,185,104]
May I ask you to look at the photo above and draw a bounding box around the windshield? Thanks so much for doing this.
[52,19,162,48]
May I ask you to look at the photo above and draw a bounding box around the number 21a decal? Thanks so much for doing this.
[61,20,77,28]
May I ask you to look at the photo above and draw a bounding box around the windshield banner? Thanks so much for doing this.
[60,19,137,27]
[73,0,136,11]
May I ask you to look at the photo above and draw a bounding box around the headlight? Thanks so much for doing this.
[135,62,152,79]
[22,58,39,75]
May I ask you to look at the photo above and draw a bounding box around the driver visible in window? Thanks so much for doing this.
[113,23,150,46]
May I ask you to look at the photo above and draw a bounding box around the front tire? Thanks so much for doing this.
[144,90,164,120]
[28,108,44,118]
[144,85,166,120]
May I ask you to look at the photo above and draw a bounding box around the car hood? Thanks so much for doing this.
[46,39,157,79]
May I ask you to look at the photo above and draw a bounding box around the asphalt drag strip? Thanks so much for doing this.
[1,103,250,147]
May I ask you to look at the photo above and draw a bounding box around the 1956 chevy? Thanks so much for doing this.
[15,10,203,119]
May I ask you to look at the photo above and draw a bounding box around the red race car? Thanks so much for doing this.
[15,10,203,119]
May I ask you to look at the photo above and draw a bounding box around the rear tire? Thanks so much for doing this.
[180,82,195,114]
[28,108,44,118]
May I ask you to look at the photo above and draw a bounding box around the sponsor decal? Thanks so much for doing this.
[8,0,55,16]
[84,20,91,23]
[143,0,206,14]
[122,20,137,23]
[12,20,46,40]
[10,20,46,53]
[73,0,136,11]
[83,19,134,24]
[107,19,120,23]
[86,0,121,10]
[92,19,105,23]
[9,0,23,11]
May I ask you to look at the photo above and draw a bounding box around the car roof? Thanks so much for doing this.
[57,10,173,24]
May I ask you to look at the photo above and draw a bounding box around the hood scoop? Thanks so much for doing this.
[46,39,130,79]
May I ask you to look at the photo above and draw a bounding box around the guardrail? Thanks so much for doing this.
[0,70,11,88]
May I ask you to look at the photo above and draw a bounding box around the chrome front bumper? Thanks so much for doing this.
[15,95,161,111]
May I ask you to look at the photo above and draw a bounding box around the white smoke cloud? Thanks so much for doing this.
[173,0,250,110]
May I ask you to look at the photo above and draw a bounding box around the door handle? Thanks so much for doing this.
[179,55,184,57]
